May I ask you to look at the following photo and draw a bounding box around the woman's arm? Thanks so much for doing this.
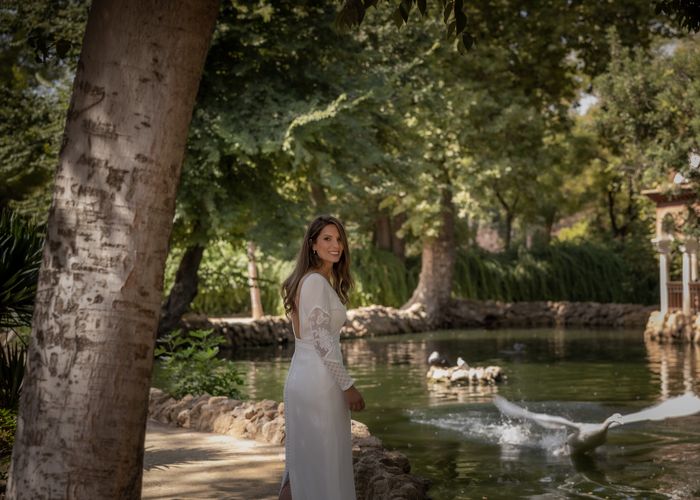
[301,274,355,391]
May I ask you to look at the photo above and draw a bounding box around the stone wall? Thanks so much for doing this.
[645,311,700,343]
[184,299,653,350]
[447,299,654,329]
[148,388,430,499]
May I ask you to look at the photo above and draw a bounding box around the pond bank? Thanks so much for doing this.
[184,299,653,349]
[148,389,430,500]
[645,310,700,343]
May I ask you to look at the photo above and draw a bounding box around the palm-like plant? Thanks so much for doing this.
[0,209,44,330]
[0,209,43,410]
[0,338,26,410]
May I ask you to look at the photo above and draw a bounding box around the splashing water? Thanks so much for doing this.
[408,408,569,456]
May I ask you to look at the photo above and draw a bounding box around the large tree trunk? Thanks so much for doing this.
[158,243,205,336]
[402,188,455,324]
[247,240,263,319]
[7,1,219,498]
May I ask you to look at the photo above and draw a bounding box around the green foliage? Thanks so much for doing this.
[0,407,17,482]
[0,210,44,330]
[453,242,657,305]
[655,0,700,32]
[163,241,294,316]
[0,334,27,411]
[583,34,700,245]
[0,0,86,218]
[0,408,16,455]
[154,329,244,400]
[350,247,416,307]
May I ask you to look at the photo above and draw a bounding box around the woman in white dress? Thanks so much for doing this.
[279,215,365,500]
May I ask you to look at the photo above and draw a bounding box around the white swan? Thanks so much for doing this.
[493,393,700,455]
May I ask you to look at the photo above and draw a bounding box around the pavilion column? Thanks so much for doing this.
[690,240,699,282]
[681,239,699,315]
[653,237,672,314]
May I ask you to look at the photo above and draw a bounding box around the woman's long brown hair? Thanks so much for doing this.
[282,215,354,317]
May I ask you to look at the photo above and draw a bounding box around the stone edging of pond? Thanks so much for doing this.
[148,388,430,499]
[645,310,700,344]
[184,299,654,349]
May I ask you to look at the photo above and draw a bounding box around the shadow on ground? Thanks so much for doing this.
[143,420,284,499]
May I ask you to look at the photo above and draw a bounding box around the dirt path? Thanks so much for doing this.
[143,420,284,499]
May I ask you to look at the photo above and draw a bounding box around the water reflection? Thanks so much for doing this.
[645,339,700,397]
[425,382,499,405]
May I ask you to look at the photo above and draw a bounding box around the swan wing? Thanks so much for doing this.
[620,393,700,425]
[493,395,579,430]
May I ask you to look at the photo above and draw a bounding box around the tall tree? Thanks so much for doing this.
[7,0,219,498]
[159,1,377,330]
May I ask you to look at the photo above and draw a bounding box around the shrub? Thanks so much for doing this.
[0,407,17,484]
[0,209,44,330]
[452,241,657,304]
[0,334,27,410]
[154,329,244,400]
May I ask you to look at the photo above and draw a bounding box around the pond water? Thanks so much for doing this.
[229,329,700,499]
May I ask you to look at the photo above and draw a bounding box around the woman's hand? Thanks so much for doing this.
[344,385,365,412]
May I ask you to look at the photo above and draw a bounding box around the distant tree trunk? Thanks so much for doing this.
[247,240,263,319]
[373,211,406,261]
[7,1,219,499]
[504,211,514,250]
[158,243,205,336]
[373,213,392,251]
[402,188,455,325]
[390,212,406,262]
[494,186,519,251]
[310,181,327,210]
[542,209,557,246]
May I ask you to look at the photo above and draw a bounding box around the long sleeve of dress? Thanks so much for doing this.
[300,274,355,391]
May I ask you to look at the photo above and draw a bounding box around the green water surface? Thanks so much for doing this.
[229,329,700,499]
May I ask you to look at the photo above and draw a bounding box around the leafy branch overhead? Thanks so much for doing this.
[337,0,474,51]
[655,0,700,32]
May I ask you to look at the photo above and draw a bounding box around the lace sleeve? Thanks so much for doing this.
[301,275,355,391]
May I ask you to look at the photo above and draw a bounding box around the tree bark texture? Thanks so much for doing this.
[390,212,407,261]
[373,211,406,261]
[373,213,392,251]
[402,189,455,325]
[247,240,263,319]
[7,1,219,498]
[158,243,205,336]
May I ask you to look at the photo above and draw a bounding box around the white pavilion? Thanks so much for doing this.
[643,182,700,316]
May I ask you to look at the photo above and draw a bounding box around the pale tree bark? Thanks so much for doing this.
[7,1,219,498]
[247,240,263,319]
[402,188,456,325]
[158,243,205,336]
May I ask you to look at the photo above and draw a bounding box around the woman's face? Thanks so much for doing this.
[312,223,343,266]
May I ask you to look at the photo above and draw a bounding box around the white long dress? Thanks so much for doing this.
[281,272,357,500]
